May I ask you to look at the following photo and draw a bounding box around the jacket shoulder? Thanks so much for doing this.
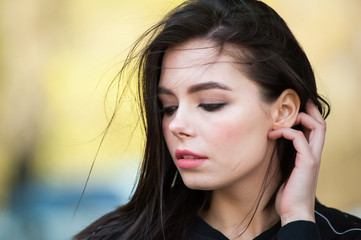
[315,201,361,240]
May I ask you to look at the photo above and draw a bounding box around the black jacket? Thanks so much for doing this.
[84,201,361,240]
[189,201,361,239]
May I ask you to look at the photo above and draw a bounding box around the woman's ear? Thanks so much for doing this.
[271,89,300,130]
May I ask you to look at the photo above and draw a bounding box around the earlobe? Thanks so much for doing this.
[272,89,300,129]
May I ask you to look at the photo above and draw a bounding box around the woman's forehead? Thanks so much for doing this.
[158,40,255,93]
[162,39,248,69]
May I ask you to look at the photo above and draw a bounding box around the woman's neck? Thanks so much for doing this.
[199,170,281,239]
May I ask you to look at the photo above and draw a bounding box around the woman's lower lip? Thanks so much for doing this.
[177,158,206,169]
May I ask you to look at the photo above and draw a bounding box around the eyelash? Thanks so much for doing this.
[160,106,178,116]
[199,103,226,112]
[160,103,226,116]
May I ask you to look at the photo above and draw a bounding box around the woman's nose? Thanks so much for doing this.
[168,107,196,138]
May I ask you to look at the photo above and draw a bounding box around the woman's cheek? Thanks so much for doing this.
[207,116,245,144]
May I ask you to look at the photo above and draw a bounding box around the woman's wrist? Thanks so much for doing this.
[281,210,315,226]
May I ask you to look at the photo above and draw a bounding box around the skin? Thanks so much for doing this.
[158,39,326,239]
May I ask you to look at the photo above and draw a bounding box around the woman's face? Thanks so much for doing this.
[158,39,277,192]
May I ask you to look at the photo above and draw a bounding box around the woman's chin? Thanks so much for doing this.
[182,179,220,191]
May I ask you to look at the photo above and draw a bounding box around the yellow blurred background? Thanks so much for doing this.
[0,0,360,239]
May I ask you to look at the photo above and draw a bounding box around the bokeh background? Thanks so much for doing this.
[0,0,360,239]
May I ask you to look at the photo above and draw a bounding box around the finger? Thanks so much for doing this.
[305,100,325,123]
[295,112,326,136]
[268,128,313,157]
[294,112,326,158]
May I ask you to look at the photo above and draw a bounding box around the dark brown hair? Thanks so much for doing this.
[75,0,330,239]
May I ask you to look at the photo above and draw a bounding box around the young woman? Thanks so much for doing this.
[75,0,361,239]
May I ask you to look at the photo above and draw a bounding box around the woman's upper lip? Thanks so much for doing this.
[175,149,207,159]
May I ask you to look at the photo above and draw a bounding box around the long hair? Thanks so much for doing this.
[75,0,330,239]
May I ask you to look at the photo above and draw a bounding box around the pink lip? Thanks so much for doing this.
[175,149,207,169]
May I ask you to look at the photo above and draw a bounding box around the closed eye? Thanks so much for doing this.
[199,103,226,112]
[160,106,178,116]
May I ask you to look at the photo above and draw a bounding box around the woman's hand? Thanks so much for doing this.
[268,100,327,226]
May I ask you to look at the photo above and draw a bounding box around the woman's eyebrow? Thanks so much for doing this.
[158,81,231,96]
[188,81,231,93]
[157,87,174,96]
